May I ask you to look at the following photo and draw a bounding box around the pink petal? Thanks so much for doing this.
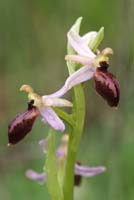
[67,30,95,58]
[75,163,106,177]
[42,97,72,107]
[39,107,65,132]
[65,54,94,65]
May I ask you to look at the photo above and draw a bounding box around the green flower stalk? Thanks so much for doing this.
[63,17,106,200]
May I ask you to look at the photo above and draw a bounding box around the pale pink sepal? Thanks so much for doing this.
[45,65,94,98]
[45,86,68,98]
[26,169,46,184]
[67,30,96,58]
[39,107,65,132]
[75,163,106,177]
[64,65,94,90]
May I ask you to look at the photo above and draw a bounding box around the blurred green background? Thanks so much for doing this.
[0,0,134,199]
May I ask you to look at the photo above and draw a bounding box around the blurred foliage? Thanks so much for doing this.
[0,0,134,199]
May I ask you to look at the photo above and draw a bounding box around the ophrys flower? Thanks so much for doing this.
[8,85,72,145]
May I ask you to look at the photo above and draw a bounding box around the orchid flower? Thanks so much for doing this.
[46,26,119,107]
[26,134,106,185]
[8,85,72,145]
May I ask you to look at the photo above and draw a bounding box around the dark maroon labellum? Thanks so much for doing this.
[8,102,39,145]
[94,66,120,107]
[74,162,82,186]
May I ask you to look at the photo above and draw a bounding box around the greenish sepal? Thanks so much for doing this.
[88,27,104,52]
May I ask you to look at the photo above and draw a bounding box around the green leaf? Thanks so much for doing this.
[45,129,63,200]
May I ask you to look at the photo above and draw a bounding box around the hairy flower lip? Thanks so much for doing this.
[94,67,120,107]
[8,106,39,145]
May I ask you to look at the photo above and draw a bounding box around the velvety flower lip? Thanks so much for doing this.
[26,137,106,185]
[94,65,120,107]
[8,102,39,145]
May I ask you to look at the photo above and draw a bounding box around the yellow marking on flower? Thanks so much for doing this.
[20,84,42,108]
[95,48,113,67]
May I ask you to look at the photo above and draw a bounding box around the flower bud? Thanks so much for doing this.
[94,64,120,107]
[8,101,39,145]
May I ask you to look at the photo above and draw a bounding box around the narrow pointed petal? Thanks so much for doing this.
[82,32,97,45]
[26,169,46,184]
[42,97,72,107]
[65,55,94,65]
[75,163,106,177]
[39,107,65,132]
[67,30,96,58]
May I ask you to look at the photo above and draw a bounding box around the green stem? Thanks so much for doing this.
[45,129,63,200]
[53,107,75,127]
[63,82,85,200]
